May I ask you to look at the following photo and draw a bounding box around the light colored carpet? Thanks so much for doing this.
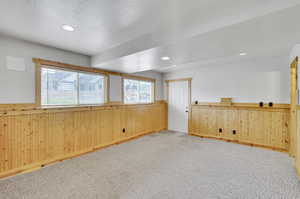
[0,131,300,199]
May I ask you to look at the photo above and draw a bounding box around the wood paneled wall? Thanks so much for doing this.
[296,108,300,178]
[190,105,289,151]
[0,103,167,178]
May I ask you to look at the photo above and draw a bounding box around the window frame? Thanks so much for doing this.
[38,65,108,107]
[122,76,156,105]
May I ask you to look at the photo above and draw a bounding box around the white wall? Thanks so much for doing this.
[0,34,90,104]
[0,34,164,104]
[290,44,300,62]
[109,75,122,102]
[164,61,289,104]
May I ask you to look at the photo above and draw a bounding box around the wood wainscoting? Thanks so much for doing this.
[296,108,300,179]
[189,104,290,152]
[0,103,167,179]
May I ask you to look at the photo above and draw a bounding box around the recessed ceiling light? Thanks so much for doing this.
[239,52,247,56]
[62,24,75,32]
[161,56,170,61]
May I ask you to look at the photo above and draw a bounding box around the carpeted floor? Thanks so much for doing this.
[0,131,300,199]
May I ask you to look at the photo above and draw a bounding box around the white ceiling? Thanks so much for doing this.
[1,0,300,73]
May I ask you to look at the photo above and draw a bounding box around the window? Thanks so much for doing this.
[79,73,105,104]
[123,79,154,104]
[41,67,106,106]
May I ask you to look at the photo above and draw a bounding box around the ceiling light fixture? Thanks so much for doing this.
[161,56,170,61]
[62,24,75,32]
[239,52,247,56]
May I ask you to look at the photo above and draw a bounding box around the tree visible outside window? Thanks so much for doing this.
[123,79,154,104]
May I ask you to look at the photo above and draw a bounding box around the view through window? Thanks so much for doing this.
[41,67,105,105]
[123,79,154,104]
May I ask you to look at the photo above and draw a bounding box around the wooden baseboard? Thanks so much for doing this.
[0,129,164,180]
[190,133,288,153]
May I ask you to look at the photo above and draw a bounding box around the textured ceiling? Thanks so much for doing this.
[0,0,300,73]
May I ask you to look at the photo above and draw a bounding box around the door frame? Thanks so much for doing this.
[290,57,298,157]
[165,78,192,133]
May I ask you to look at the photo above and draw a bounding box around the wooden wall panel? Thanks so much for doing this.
[190,105,289,151]
[0,103,167,179]
[207,109,216,137]
[290,57,298,157]
[113,109,122,142]
[239,110,249,142]
[296,109,300,178]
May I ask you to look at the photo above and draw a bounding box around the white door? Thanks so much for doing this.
[168,81,189,133]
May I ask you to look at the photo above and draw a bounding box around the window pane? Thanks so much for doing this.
[79,73,104,104]
[41,68,77,105]
[124,79,153,104]
[124,79,139,104]
[139,81,152,103]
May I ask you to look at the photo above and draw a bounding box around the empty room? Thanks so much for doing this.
[1,0,300,198]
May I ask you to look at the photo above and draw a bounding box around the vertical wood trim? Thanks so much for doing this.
[297,109,300,178]
[166,81,169,103]
[290,57,298,157]
[188,79,192,105]
[76,73,80,104]
[153,81,156,103]
[188,79,192,134]
[165,81,169,130]
[35,63,41,107]
[105,75,110,103]
[121,76,124,104]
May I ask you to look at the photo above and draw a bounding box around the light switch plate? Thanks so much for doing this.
[6,56,26,71]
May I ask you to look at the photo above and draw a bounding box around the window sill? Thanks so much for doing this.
[123,102,155,105]
[39,103,116,110]
[41,102,159,109]
[0,102,164,113]
[0,103,166,116]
